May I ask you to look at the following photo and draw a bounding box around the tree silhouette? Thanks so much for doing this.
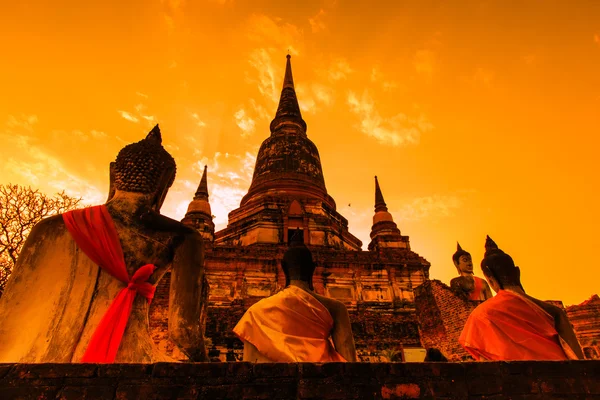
[0,184,82,297]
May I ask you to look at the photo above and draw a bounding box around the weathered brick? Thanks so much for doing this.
[427,377,468,398]
[200,384,244,399]
[298,379,354,399]
[242,382,297,399]
[8,363,96,379]
[0,364,13,380]
[381,383,421,399]
[298,362,345,378]
[227,361,253,382]
[57,385,115,400]
[467,374,502,396]
[0,385,60,399]
[116,384,198,400]
[502,374,539,394]
[98,363,153,378]
[538,377,583,394]
[253,362,298,378]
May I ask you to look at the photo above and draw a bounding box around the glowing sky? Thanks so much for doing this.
[1,0,599,305]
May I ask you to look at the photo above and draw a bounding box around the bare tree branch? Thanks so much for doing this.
[0,184,83,297]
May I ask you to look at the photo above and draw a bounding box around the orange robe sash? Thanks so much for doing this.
[63,205,156,363]
[459,289,577,361]
[233,285,346,362]
[468,276,484,301]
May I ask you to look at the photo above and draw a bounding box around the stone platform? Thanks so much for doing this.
[1,361,599,399]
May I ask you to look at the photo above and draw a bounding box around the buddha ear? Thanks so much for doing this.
[151,166,176,212]
[106,162,117,204]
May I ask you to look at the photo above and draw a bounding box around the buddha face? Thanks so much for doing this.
[456,254,473,275]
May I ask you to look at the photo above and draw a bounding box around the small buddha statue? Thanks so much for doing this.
[450,242,493,301]
[0,125,208,363]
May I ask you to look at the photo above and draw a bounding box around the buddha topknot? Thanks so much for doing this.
[114,124,176,194]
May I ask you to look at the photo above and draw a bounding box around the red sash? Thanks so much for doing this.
[63,205,156,363]
[469,277,483,301]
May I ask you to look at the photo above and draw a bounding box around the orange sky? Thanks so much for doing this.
[1,0,599,305]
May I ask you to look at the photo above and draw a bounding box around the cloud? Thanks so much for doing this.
[347,90,433,146]
[382,81,398,91]
[234,109,256,136]
[371,67,381,82]
[248,48,280,103]
[328,59,353,81]
[309,9,327,33]
[7,114,38,132]
[249,98,271,120]
[1,116,105,205]
[161,0,186,34]
[136,92,149,99]
[370,66,398,91]
[396,195,462,221]
[118,110,139,123]
[190,112,207,127]
[247,14,303,55]
[311,83,334,105]
[91,130,107,139]
[68,129,108,141]
[413,49,435,81]
[294,84,316,113]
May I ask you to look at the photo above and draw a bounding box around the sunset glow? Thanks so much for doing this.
[1,0,599,305]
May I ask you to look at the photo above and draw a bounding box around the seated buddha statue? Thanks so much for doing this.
[233,245,357,362]
[0,125,208,363]
[459,236,584,361]
[450,242,493,301]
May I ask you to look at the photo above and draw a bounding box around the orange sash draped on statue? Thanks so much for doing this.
[233,285,346,362]
[469,276,484,301]
[459,289,578,361]
[63,205,156,363]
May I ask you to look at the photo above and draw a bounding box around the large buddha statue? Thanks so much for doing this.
[0,125,208,363]
[450,242,493,301]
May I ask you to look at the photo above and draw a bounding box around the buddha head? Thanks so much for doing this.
[281,245,315,290]
[452,242,473,276]
[107,125,176,212]
[480,237,522,292]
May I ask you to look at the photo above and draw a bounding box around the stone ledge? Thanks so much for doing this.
[0,361,599,400]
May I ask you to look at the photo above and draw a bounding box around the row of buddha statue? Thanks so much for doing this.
[0,126,585,363]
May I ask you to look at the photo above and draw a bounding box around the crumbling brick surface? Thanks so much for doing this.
[414,280,479,360]
[1,361,598,399]
[566,294,600,359]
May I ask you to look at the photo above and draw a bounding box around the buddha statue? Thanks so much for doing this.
[0,125,208,363]
[450,242,493,301]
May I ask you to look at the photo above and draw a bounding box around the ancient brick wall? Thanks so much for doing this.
[566,294,600,359]
[149,245,429,362]
[1,361,599,399]
[414,280,480,361]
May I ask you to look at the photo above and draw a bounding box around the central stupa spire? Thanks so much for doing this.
[269,54,307,135]
[283,54,295,89]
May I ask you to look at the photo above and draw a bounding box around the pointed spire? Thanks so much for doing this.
[269,54,307,135]
[485,235,498,251]
[194,165,209,201]
[283,54,294,89]
[146,124,162,144]
[374,176,388,212]
[457,242,463,252]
